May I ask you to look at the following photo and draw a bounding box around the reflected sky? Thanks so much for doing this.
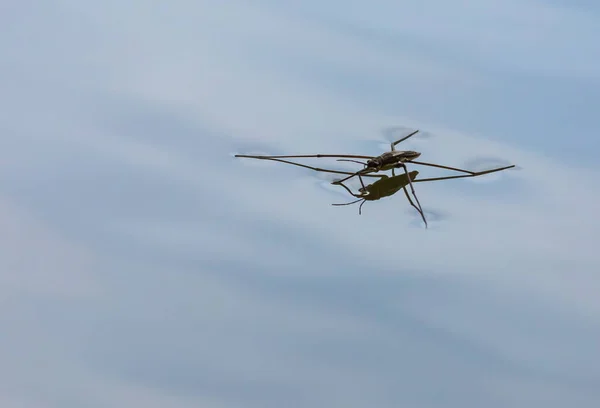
[2,0,600,407]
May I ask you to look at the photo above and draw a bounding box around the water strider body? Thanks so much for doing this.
[354,150,422,172]
[234,128,516,227]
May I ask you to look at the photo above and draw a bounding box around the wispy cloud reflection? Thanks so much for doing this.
[2,0,600,407]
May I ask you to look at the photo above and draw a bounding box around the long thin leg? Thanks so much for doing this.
[391,130,419,151]
[408,161,515,175]
[238,157,383,179]
[402,186,424,220]
[411,164,516,183]
[332,180,361,198]
[331,198,366,215]
[357,174,367,190]
[336,159,368,166]
[331,167,378,185]
[400,163,427,228]
[358,200,366,214]
[332,198,363,206]
[235,153,375,160]
[336,158,369,188]
[332,175,386,198]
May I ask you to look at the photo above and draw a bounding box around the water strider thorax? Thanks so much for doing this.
[366,151,421,170]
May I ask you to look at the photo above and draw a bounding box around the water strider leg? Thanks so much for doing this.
[236,156,383,179]
[332,180,361,198]
[400,163,428,228]
[410,165,516,183]
[391,130,419,151]
[332,198,363,207]
[408,161,515,176]
[235,153,374,160]
[358,200,366,214]
[331,167,377,185]
[331,198,367,215]
[336,159,368,166]
[357,174,367,190]
[402,186,425,223]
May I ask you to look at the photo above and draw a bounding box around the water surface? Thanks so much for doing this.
[2,1,600,407]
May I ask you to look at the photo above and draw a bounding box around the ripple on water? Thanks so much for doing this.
[406,207,450,229]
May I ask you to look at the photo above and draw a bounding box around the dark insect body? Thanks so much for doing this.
[234,129,516,228]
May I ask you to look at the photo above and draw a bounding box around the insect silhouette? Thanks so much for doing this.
[331,170,422,219]
[235,129,516,227]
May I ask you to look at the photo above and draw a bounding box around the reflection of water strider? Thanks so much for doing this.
[332,170,421,217]
[235,129,516,228]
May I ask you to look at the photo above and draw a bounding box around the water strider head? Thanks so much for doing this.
[365,157,382,169]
